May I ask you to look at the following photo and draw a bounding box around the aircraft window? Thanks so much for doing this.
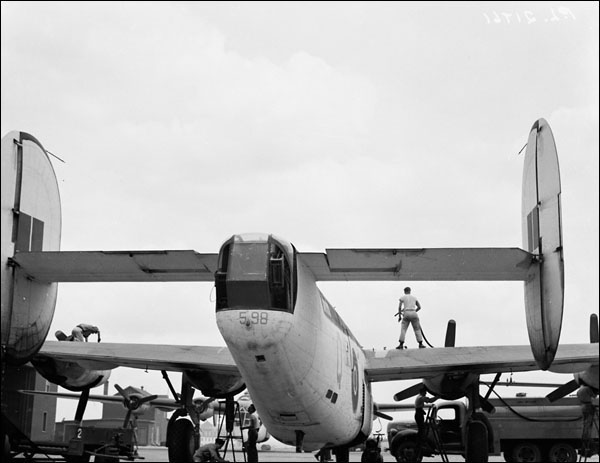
[229,242,268,280]
[215,243,231,310]
[268,242,293,311]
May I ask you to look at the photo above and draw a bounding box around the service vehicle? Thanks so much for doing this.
[387,397,598,462]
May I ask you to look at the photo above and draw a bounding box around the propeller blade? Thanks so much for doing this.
[445,320,456,347]
[591,313,599,344]
[139,394,159,405]
[123,409,132,429]
[115,384,129,399]
[374,410,394,421]
[546,379,579,403]
[393,383,423,402]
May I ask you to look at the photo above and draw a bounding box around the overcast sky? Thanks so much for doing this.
[2,1,598,426]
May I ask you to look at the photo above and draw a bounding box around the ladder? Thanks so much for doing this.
[417,407,449,462]
[216,399,247,462]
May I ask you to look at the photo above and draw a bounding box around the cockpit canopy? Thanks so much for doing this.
[215,234,297,313]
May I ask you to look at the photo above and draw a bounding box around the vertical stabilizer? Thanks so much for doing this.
[1,131,61,365]
[521,119,564,370]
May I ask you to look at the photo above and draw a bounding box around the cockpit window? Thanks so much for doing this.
[228,242,269,280]
[215,235,297,313]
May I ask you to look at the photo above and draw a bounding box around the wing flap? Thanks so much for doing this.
[363,343,598,382]
[300,248,534,281]
[11,250,218,282]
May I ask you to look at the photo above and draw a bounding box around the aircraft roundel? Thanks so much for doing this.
[351,350,359,412]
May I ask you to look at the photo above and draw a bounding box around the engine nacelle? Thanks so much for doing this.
[31,356,111,392]
[183,370,245,399]
[423,372,479,400]
[575,365,599,391]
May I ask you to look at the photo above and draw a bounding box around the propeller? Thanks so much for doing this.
[590,313,599,344]
[545,380,580,403]
[444,319,456,347]
[373,404,394,421]
[393,383,424,402]
[545,313,598,403]
[393,320,458,402]
[115,384,158,428]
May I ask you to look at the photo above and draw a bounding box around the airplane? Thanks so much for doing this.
[19,386,270,444]
[1,119,598,462]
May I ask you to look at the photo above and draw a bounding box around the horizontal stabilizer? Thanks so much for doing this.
[11,250,218,282]
[300,248,534,281]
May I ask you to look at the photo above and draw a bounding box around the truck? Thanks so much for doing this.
[3,416,140,463]
[387,397,598,462]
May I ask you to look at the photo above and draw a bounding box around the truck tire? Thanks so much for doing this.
[465,420,488,462]
[393,440,423,463]
[167,419,195,462]
[511,441,542,462]
[547,442,577,462]
[503,450,515,462]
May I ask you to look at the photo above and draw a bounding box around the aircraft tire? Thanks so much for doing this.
[511,441,542,462]
[333,445,350,462]
[393,439,423,463]
[167,419,195,462]
[465,420,488,462]
[547,442,577,462]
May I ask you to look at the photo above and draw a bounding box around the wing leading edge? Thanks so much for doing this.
[363,343,598,382]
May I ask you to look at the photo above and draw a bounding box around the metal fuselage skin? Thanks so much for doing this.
[215,234,372,450]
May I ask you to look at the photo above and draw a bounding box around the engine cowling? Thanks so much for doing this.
[575,366,599,391]
[423,372,479,400]
[31,355,111,391]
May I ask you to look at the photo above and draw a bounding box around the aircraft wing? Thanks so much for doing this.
[36,340,237,374]
[20,389,183,411]
[363,343,598,382]
[299,248,534,281]
[11,250,218,282]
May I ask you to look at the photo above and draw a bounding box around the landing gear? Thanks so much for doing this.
[163,371,201,462]
[332,445,350,462]
[465,419,488,462]
[167,418,195,462]
[295,430,305,453]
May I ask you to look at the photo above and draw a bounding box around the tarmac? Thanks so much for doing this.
[136,446,600,462]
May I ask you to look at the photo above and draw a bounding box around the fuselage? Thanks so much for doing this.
[215,233,373,449]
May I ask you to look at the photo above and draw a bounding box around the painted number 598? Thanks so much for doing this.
[239,311,268,325]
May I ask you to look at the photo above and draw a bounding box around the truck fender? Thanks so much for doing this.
[390,429,419,455]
